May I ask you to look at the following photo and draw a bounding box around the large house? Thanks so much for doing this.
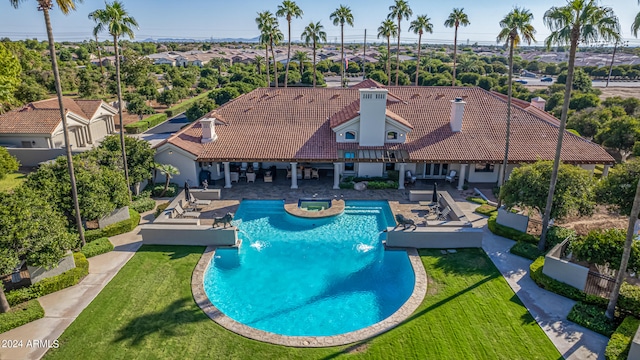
[154,79,614,190]
[0,97,118,149]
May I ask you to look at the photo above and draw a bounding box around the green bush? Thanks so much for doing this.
[567,302,618,337]
[131,197,156,213]
[510,241,543,260]
[147,183,179,197]
[339,182,354,189]
[606,316,640,360]
[84,208,140,242]
[366,180,399,189]
[165,91,212,117]
[5,287,38,307]
[145,113,168,128]
[0,300,45,334]
[475,204,498,216]
[546,226,577,250]
[467,196,487,205]
[123,113,168,134]
[386,170,399,181]
[488,214,538,244]
[619,283,640,316]
[81,237,114,258]
[154,201,170,218]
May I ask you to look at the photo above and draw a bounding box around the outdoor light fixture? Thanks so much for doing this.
[169,150,173,155]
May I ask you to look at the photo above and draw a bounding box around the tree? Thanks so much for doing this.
[539,0,620,250]
[557,67,593,93]
[256,11,282,88]
[378,19,398,86]
[89,1,139,202]
[330,5,354,88]
[301,70,324,85]
[125,93,154,120]
[501,160,595,221]
[185,98,217,122]
[597,159,640,216]
[0,186,75,312]
[596,116,640,162]
[571,229,638,274]
[157,163,179,197]
[10,0,86,247]
[569,92,600,111]
[276,0,303,88]
[157,89,179,107]
[567,108,606,140]
[444,8,470,86]
[388,0,412,86]
[95,135,155,195]
[301,21,327,87]
[209,86,240,105]
[256,12,272,87]
[292,50,309,80]
[409,15,433,86]
[120,50,152,87]
[0,42,21,113]
[0,146,19,180]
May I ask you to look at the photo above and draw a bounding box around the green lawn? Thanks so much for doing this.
[0,173,26,193]
[44,246,560,360]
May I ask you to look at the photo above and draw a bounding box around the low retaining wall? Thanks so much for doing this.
[27,252,76,284]
[496,208,529,233]
[140,225,238,246]
[542,239,588,291]
[629,328,640,360]
[385,227,483,248]
[190,189,221,200]
[98,206,130,229]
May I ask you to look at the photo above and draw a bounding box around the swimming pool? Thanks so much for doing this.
[203,200,415,337]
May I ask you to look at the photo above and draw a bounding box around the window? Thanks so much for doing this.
[387,131,398,140]
[344,152,355,171]
[385,163,395,171]
[345,131,356,140]
[475,163,495,172]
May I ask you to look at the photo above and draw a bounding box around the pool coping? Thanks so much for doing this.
[283,199,345,218]
[191,246,427,347]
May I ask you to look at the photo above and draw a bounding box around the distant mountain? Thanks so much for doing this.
[141,36,261,43]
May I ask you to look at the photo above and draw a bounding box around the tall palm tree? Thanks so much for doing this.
[94,34,103,76]
[388,0,412,86]
[444,8,470,86]
[634,0,640,37]
[539,0,620,250]
[256,11,282,88]
[301,21,327,87]
[292,50,309,80]
[9,0,86,260]
[89,1,138,202]
[254,55,264,75]
[378,19,398,86]
[330,5,354,88]
[256,11,274,86]
[410,15,433,86]
[276,0,303,88]
[496,7,536,205]
[269,25,284,88]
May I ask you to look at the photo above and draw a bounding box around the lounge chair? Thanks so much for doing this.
[445,170,457,183]
[311,168,319,179]
[264,171,273,183]
[246,172,256,183]
[174,203,201,219]
[304,167,311,180]
[189,194,211,208]
[436,206,452,221]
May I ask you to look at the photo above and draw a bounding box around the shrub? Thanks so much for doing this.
[145,113,168,129]
[339,182,354,189]
[0,300,45,334]
[567,302,618,337]
[81,237,114,258]
[154,201,170,218]
[131,197,156,213]
[606,316,640,360]
[366,181,398,189]
[166,90,212,117]
[84,209,140,242]
[487,214,538,244]
[5,287,38,307]
[466,196,487,205]
[475,204,498,216]
[386,170,399,181]
[34,253,89,296]
[147,183,179,197]
[124,121,149,134]
[546,226,577,250]
[510,241,543,260]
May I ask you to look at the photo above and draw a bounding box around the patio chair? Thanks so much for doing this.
[174,203,201,219]
[246,172,256,183]
[230,172,239,183]
[286,167,292,179]
[264,171,273,183]
[304,167,312,180]
[189,193,211,208]
[445,170,457,184]
[436,206,452,221]
[405,170,416,185]
[311,168,319,179]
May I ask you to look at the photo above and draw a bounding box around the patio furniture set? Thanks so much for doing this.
[171,194,212,219]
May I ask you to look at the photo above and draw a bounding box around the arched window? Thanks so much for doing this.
[387,131,398,140]
[345,131,356,140]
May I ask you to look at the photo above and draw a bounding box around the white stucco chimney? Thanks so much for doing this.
[530,96,546,111]
[200,118,217,143]
[358,88,388,146]
[450,97,466,132]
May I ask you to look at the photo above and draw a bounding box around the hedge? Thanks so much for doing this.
[124,113,168,134]
[131,197,156,213]
[6,253,89,307]
[475,204,498,216]
[165,90,212,117]
[81,237,114,258]
[0,300,45,334]
[84,208,140,242]
[466,196,487,205]
[487,214,538,244]
[154,201,170,218]
[606,316,640,359]
[567,302,618,337]
[510,241,543,260]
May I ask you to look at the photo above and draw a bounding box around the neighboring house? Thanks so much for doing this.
[0,97,117,149]
[153,79,614,189]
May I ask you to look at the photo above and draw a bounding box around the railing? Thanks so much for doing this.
[584,271,616,298]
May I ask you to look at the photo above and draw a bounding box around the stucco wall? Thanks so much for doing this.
[98,206,130,229]
[496,208,529,233]
[357,163,384,178]
[27,252,76,284]
[543,241,589,291]
[385,227,483,248]
[154,147,198,186]
[468,165,499,183]
[140,225,238,246]
[7,148,82,166]
[89,117,109,141]
[190,189,221,200]
[0,135,50,149]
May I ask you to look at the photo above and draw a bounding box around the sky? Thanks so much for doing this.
[1,0,640,46]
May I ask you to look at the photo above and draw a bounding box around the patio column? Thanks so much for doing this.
[223,162,231,188]
[290,162,298,189]
[333,162,342,189]
[398,163,406,190]
[497,164,505,185]
[457,164,468,190]
[602,164,611,178]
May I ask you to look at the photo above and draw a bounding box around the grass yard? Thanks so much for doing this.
[0,173,26,193]
[44,246,560,360]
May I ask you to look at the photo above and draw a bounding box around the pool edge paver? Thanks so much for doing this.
[192,246,427,347]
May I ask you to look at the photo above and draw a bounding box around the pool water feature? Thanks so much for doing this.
[203,200,415,337]
[298,198,332,211]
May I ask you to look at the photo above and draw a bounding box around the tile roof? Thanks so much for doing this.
[74,100,104,119]
[29,97,89,119]
[163,83,614,165]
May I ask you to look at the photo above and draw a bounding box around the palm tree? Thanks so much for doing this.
[539,0,620,251]
[256,11,282,88]
[256,11,274,86]
[94,34,103,76]
[378,19,398,86]
[254,55,264,75]
[269,25,284,88]
[634,0,640,37]
[301,21,327,87]
[496,7,536,205]
[276,0,303,88]
[388,0,413,86]
[156,163,179,197]
[89,1,138,202]
[292,50,309,80]
[409,15,433,86]
[444,8,470,86]
[9,0,86,264]
[330,5,354,88]
[456,56,481,73]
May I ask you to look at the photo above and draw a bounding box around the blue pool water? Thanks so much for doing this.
[203,200,415,336]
